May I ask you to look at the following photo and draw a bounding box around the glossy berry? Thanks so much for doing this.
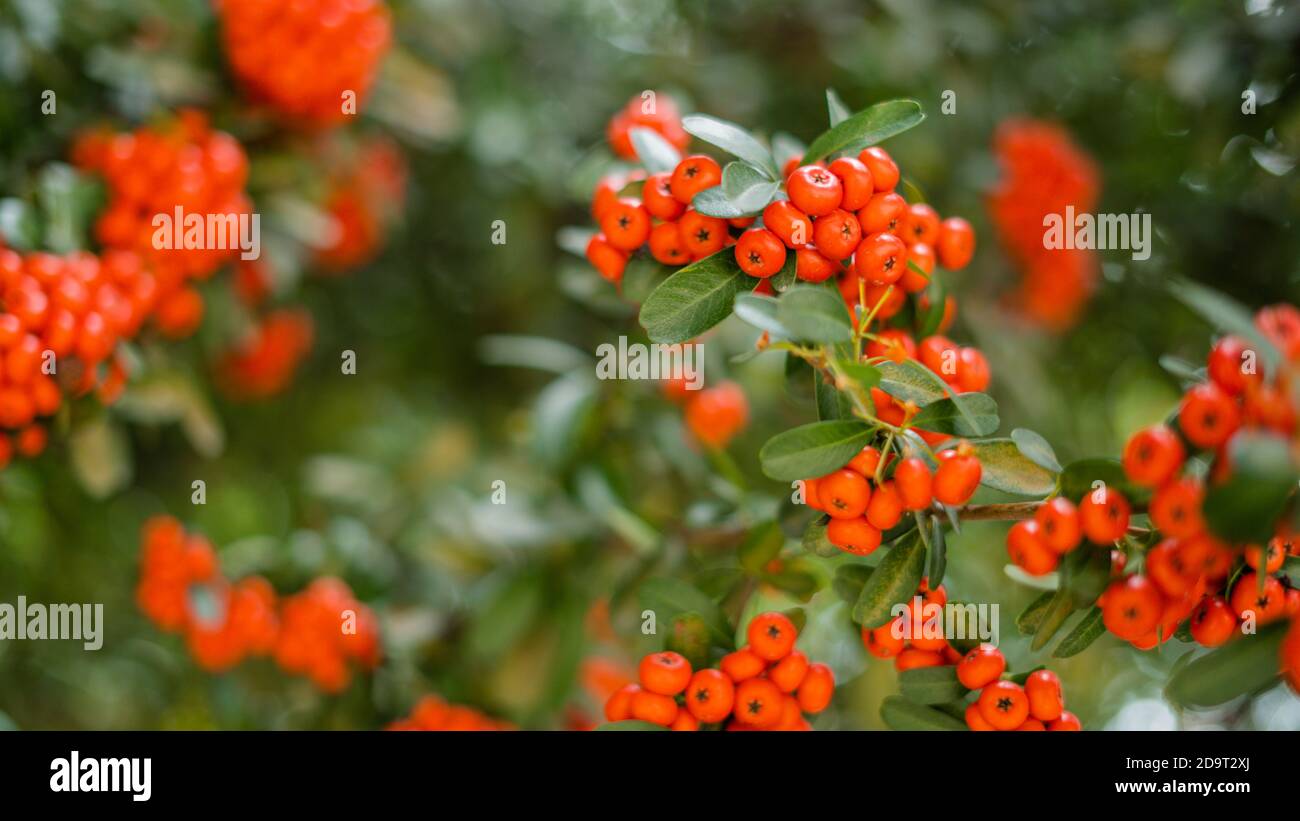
[826,517,882,556]
[819,468,871,519]
[956,643,1006,690]
[733,677,783,727]
[978,681,1030,730]
[812,209,862,260]
[862,619,905,658]
[631,690,678,726]
[1006,519,1059,576]
[854,232,908,285]
[677,209,729,259]
[642,172,685,221]
[786,165,843,216]
[598,198,651,250]
[747,612,797,661]
[719,647,765,682]
[768,650,809,693]
[828,157,874,210]
[1034,497,1082,554]
[932,443,981,506]
[762,200,813,248]
[685,668,735,723]
[903,203,940,246]
[1148,477,1205,539]
[648,221,690,266]
[1178,383,1242,450]
[1229,572,1286,625]
[858,191,907,234]
[1049,712,1082,731]
[937,217,975,270]
[669,155,722,205]
[1206,335,1260,395]
[638,651,692,695]
[1024,670,1064,722]
[1122,424,1185,487]
[858,147,900,192]
[1101,575,1164,641]
[1189,595,1236,647]
[734,227,787,278]
[794,246,836,282]
[796,663,835,713]
[1079,487,1130,544]
[894,457,933,511]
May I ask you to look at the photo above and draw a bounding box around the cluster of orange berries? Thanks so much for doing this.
[605,612,834,730]
[136,516,381,692]
[73,110,253,338]
[1006,487,1133,578]
[214,0,392,127]
[0,247,153,467]
[605,94,690,161]
[216,309,315,399]
[807,442,982,555]
[386,694,513,731]
[861,578,964,670]
[986,119,1100,331]
[315,137,408,271]
[956,644,1081,731]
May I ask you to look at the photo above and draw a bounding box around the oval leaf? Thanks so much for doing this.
[1011,428,1063,473]
[629,126,682,174]
[802,99,925,165]
[639,249,756,343]
[910,393,1000,437]
[879,695,967,731]
[1052,606,1105,658]
[1164,623,1287,709]
[777,286,853,343]
[853,530,926,627]
[899,666,968,705]
[760,420,875,482]
[681,114,779,178]
[638,578,734,649]
[970,439,1058,496]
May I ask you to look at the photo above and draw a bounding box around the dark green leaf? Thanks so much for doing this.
[879,695,967,730]
[1031,589,1076,652]
[776,286,853,343]
[1016,591,1056,636]
[1203,432,1299,543]
[910,393,1000,437]
[1052,607,1105,658]
[802,99,925,165]
[832,563,874,604]
[760,420,875,481]
[1164,623,1287,708]
[876,359,952,406]
[639,249,757,343]
[899,666,968,705]
[926,517,947,587]
[801,517,840,558]
[1170,279,1281,372]
[853,530,926,627]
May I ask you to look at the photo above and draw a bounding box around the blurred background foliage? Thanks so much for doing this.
[0,0,1298,729]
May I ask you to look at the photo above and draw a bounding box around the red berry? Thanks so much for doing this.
[786,165,843,217]
[734,228,787,278]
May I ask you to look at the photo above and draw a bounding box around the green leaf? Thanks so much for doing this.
[761,565,821,601]
[910,393,1000,437]
[899,666,968,705]
[629,126,682,174]
[36,162,103,254]
[771,132,805,168]
[801,517,840,558]
[638,578,735,649]
[760,420,875,482]
[1052,607,1105,658]
[531,371,599,469]
[915,272,946,338]
[1061,546,1113,608]
[681,114,779,178]
[594,720,669,731]
[969,439,1058,496]
[639,249,756,343]
[838,361,883,392]
[1170,279,1282,372]
[826,88,852,127]
[880,695,967,730]
[0,198,40,250]
[1164,623,1287,709]
[770,251,798,293]
[876,359,952,406]
[720,161,780,213]
[1031,589,1076,652]
[1016,591,1056,636]
[815,368,853,421]
[692,185,765,219]
[667,613,712,671]
[739,521,785,574]
[853,530,926,627]
[832,563,874,604]
[466,573,543,661]
[776,285,853,343]
[1011,428,1063,473]
[1158,354,1204,383]
[925,517,947,587]
[802,99,925,165]
[733,292,789,338]
[1203,432,1299,543]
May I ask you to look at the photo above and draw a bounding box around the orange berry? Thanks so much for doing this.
[747,612,797,661]
[977,681,1029,730]
[685,668,735,723]
[819,468,871,519]
[638,651,692,695]
[719,647,766,682]
[956,643,1005,690]
[1024,669,1064,722]
[795,663,834,713]
[732,677,783,727]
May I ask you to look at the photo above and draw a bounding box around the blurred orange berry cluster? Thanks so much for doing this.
[214,0,392,127]
[0,247,162,468]
[987,119,1100,331]
[605,93,690,161]
[73,109,253,339]
[315,138,408,271]
[217,309,315,399]
[137,516,381,692]
[387,695,513,731]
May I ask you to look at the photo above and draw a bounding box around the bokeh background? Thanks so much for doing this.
[0,0,1298,729]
